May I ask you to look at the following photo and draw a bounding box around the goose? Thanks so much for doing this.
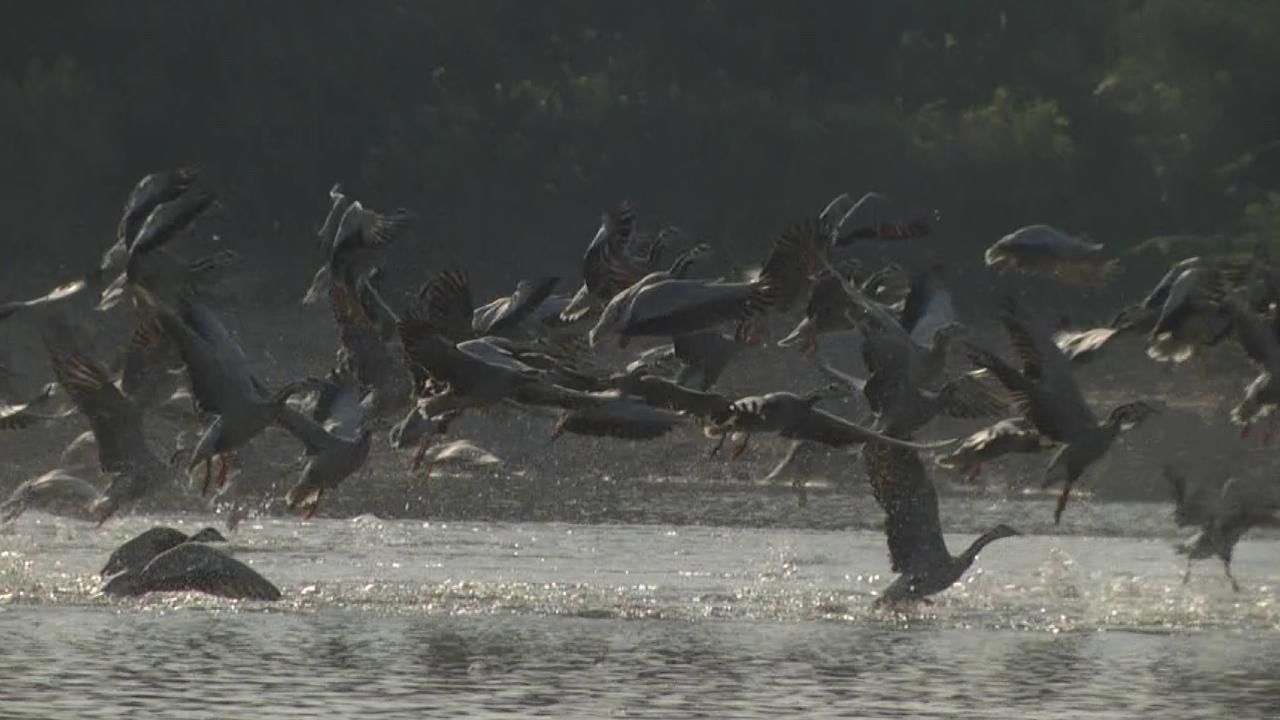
[934,418,1053,483]
[864,441,1019,605]
[1220,297,1280,440]
[965,297,1160,523]
[1165,466,1279,591]
[0,383,72,430]
[551,390,687,441]
[326,199,413,289]
[560,201,677,322]
[101,542,280,601]
[984,224,1119,282]
[274,374,373,519]
[103,167,201,276]
[713,391,954,459]
[588,244,710,347]
[412,439,502,479]
[0,279,89,322]
[821,191,934,247]
[145,292,311,494]
[1145,260,1232,363]
[0,470,103,523]
[100,525,227,576]
[43,319,179,522]
[301,182,356,305]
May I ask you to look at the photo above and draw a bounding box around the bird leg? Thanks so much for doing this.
[410,435,431,470]
[1223,560,1241,593]
[708,432,729,459]
[729,433,751,461]
[215,453,231,490]
[1053,482,1073,525]
[965,463,981,484]
[792,476,807,508]
[199,459,213,496]
[1183,559,1193,585]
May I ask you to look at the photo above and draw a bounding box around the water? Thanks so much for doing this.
[2,501,1278,718]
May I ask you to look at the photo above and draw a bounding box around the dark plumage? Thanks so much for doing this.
[102,542,280,601]
[101,526,227,577]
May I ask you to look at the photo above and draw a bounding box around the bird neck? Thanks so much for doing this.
[956,527,1007,569]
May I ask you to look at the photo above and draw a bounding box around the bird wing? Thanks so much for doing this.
[148,295,256,414]
[784,405,952,451]
[1226,299,1280,369]
[621,279,771,338]
[416,270,476,343]
[582,202,646,300]
[138,544,281,601]
[129,190,217,258]
[863,442,951,576]
[671,330,741,390]
[480,276,561,336]
[274,405,339,455]
[900,268,955,347]
[0,279,89,322]
[44,324,149,473]
[553,396,685,440]
[759,218,823,311]
[101,527,187,576]
[117,310,179,408]
[116,168,199,247]
[936,374,1008,419]
[0,384,69,430]
[998,298,1097,438]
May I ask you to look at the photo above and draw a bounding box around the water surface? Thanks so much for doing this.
[1,500,1277,718]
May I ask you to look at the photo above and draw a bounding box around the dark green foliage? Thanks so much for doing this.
[3,1,1278,294]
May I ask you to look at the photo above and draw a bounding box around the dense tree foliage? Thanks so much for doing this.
[4,1,1278,300]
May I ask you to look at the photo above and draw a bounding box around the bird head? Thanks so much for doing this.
[190,527,228,543]
[101,571,146,597]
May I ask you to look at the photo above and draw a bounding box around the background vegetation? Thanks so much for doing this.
[5,1,1280,305]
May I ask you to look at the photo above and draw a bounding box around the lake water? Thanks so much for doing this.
[1,500,1278,718]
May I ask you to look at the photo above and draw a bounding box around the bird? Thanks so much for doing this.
[588,243,711,347]
[274,374,373,519]
[43,317,181,523]
[965,297,1160,523]
[984,224,1119,283]
[144,292,311,494]
[104,167,202,276]
[0,383,73,430]
[560,201,678,322]
[101,542,280,601]
[934,418,1054,483]
[713,391,954,459]
[1145,259,1232,363]
[411,439,502,478]
[864,441,1019,606]
[1165,466,1279,591]
[0,279,89,323]
[550,390,688,441]
[301,182,356,305]
[0,469,103,524]
[100,525,227,577]
[1220,296,1280,440]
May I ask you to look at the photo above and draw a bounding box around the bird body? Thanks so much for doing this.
[966,298,1158,523]
[0,470,102,523]
[102,542,280,601]
[100,526,226,577]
